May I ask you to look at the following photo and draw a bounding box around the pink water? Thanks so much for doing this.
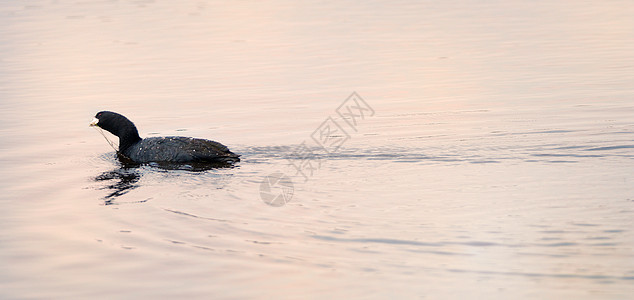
[1,1,633,299]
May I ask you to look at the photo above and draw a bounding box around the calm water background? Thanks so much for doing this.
[1,1,633,299]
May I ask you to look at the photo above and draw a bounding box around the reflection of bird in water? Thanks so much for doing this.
[94,167,145,205]
[94,162,234,205]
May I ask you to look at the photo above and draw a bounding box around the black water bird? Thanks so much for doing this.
[90,111,239,165]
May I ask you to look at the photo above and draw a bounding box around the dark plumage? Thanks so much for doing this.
[90,111,239,165]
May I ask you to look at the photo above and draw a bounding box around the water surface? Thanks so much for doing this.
[1,1,633,299]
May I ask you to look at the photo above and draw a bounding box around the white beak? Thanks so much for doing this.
[89,118,99,126]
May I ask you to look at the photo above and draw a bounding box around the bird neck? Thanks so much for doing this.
[118,127,142,152]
